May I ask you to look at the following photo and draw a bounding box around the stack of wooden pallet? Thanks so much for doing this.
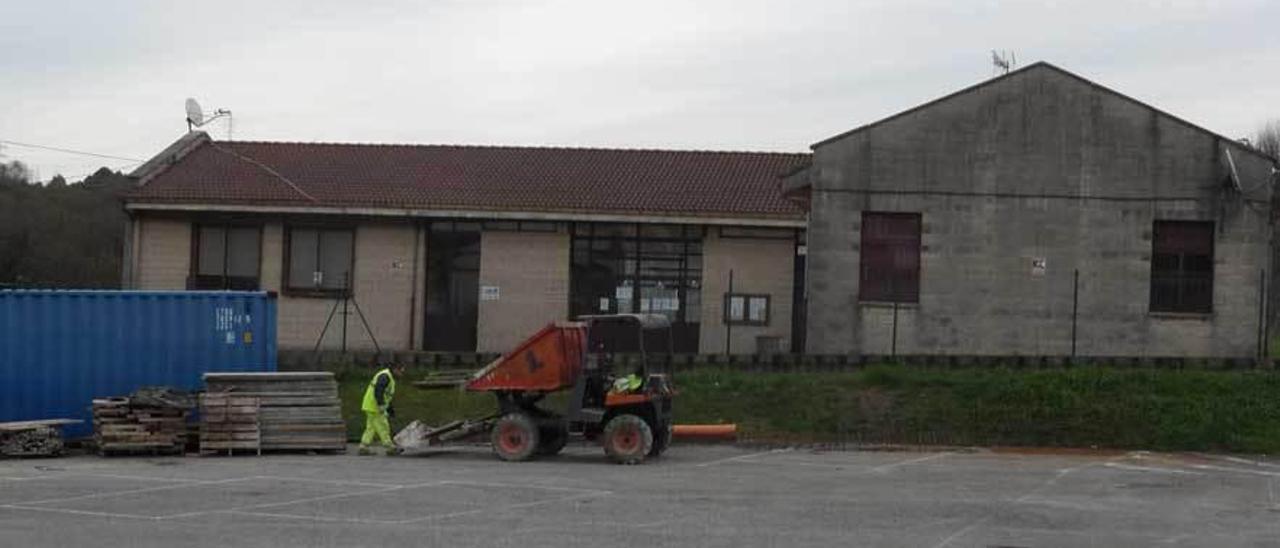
[0,420,80,457]
[198,393,261,455]
[92,397,189,455]
[202,372,344,452]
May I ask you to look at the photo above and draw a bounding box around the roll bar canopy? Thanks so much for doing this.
[576,313,672,330]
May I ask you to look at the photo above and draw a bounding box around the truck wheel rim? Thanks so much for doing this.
[498,424,528,454]
[613,426,639,453]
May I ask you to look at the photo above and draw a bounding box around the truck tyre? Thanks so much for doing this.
[603,414,652,465]
[649,421,672,457]
[492,413,540,462]
[537,425,569,456]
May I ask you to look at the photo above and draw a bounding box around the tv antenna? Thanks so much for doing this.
[992,50,1017,76]
[185,98,234,139]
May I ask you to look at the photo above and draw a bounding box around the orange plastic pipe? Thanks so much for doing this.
[672,424,737,441]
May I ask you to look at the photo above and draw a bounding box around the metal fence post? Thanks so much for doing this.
[1258,268,1267,364]
[1071,269,1079,358]
[341,273,350,353]
[725,269,734,357]
[891,299,899,359]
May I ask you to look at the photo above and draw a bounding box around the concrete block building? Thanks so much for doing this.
[786,62,1276,359]
[123,135,808,354]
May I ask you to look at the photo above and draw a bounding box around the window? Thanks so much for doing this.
[859,212,921,303]
[191,225,261,290]
[570,223,703,352]
[1150,221,1214,313]
[286,227,354,295]
[724,293,770,325]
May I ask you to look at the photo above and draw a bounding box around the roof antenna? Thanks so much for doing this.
[992,50,1017,76]
[185,98,234,140]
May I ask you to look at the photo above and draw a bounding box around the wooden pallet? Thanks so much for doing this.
[199,393,262,456]
[92,398,188,456]
[0,420,79,458]
[203,372,345,452]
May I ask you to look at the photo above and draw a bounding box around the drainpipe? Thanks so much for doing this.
[408,221,422,351]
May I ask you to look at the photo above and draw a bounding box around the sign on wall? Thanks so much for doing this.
[1031,257,1046,277]
[480,285,500,301]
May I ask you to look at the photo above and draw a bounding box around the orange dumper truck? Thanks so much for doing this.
[408,314,676,465]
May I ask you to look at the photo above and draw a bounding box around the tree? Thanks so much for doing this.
[0,160,31,186]
[1256,120,1280,161]
[0,161,134,288]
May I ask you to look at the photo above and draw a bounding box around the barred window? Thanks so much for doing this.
[1150,221,1213,313]
[859,212,921,303]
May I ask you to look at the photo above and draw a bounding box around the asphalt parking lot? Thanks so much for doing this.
[1,444,1278,547]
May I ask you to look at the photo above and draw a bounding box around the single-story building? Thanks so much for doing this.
[122,134,810,354]
[124,61,1277,360]
[786,62,1276,359]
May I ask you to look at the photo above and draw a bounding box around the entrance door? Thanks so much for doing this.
[423,229,480,351]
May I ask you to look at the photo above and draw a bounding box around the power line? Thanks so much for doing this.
[0,139,145,163]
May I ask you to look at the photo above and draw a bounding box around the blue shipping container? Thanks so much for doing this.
[0,290,277,437]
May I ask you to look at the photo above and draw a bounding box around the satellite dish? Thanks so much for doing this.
[185,98,204,127]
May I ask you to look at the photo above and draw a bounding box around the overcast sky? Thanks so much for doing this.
[1,0,1277,182]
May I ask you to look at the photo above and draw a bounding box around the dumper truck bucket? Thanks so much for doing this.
[466,322,588,392]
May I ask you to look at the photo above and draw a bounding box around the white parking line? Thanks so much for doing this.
[81,473,210,483]
[694,449,791,467]
[13,476,251,506]
[936,457,1119,547]
[1198,454,1280,469]
[1104,462,1205,476]
[871,452,953,473]
[435,480,607,494]
[1189,463,1280,478]
[696,450,952,474]
[723,457,850,469]
[164,488,398,520]
[0,504,161,521]
[223,483,612,526]
[0,476,58,482]
[226,509,397,525]
[931,517,989,548]
[250,475,401,488]
[395,490,612,524]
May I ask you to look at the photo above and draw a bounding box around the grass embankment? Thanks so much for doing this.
[338,366,1280,454]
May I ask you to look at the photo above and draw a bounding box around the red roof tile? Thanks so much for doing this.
[127,137,810,220]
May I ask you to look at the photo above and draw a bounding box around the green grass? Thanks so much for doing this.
[339,366,1280,454]
[338,373,494,442]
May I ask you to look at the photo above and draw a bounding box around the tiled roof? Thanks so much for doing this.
[127,134,810,220]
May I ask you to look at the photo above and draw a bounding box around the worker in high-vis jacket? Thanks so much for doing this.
[359,362,405,455]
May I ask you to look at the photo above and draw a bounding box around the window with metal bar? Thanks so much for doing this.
[859,212,921,303]
[569,223,703,352]
[1150,221,1214,314]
